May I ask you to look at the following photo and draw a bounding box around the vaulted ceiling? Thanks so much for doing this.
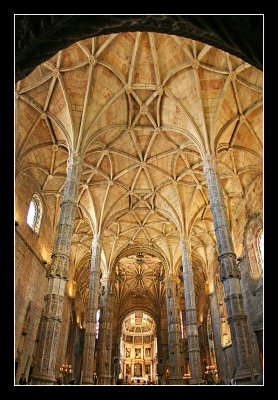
[15,31,263,300]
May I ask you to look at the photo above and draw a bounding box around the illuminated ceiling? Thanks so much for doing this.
[15,31,263,296]
[122,311,156,336]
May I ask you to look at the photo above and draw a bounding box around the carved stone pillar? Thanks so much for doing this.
[65,308,78,373]
[97,277,114,384]
[31,154,83,385]
[208,290,228,382]
[180,236,203,384]
[81,236,103,384]
[156,317,164,382]
[165,274,183,385]
[203,154,258,384]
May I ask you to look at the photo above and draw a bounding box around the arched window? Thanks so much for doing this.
[26,193,43,235]
[257,231,264,269]
[245,216,263,278]
[180,310,184,339]
[95,309,100,339]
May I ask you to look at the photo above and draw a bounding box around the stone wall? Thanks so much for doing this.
[14,172,71,383]
[14,229,48,361]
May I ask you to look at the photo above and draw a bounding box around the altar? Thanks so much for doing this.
[119,311,158,384]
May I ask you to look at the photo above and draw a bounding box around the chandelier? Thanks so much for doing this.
[59,363,73,384]
[136,252,144,265]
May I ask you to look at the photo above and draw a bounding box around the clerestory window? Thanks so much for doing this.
[257,231,264,270]
[27,193,43,235]
[95,309,100,339]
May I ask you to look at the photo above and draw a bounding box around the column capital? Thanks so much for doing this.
[202,153,217,166]
[165,273,179,285]
[180,235,191,253]
[67,151,84,166]
[92,235,103,247]
[66,153,84,173]
[202,154,219,177]
[180,235,190,244]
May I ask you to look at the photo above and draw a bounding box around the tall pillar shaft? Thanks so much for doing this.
[165,275,183,385]
[208,290,229,382]
[203,155,258,384]
[65,310,78,371]
[81,236,103,384]
[31,154,83,385]
[156,318,165,383]
[180,237,203,384]
[97,278,114,384]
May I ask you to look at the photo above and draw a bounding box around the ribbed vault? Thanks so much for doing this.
[15,31,263,310]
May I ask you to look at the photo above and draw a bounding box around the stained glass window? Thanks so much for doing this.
[180,310,184,339]
[95,309,100,339]
[258,231,264,269]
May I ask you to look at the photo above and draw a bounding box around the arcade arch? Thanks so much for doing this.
[119,310,158,384]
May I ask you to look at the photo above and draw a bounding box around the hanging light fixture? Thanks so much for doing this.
[136,252,144,265]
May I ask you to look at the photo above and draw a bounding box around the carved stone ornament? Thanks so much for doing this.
[218,252,241,282]
[229,71,237,82]
[191,58,200,70]
[31,153,84,384]
[52,68,60,78]
[156,85,164,96]
[140,104,148,115]
[125,85,132,94]
[89,55,97,65]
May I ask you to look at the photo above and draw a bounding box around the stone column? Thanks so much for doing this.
[81,236,103,384]
[156,317,164,384]
[65,307,78,373]
[31,154,83,385]
[165,274,183,384]
[180,236,203,384]
[202,154,258,384]
[208,290,228,382]
[97,277,114,384]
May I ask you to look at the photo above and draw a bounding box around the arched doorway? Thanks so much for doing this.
[119,310,158,385]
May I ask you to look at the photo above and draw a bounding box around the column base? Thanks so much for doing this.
[98,375,112,385]
[81,378,94,385]
[168,377,183,385]
[234,369,259,385]
[190,378,203,385]
[31,373,56,385]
